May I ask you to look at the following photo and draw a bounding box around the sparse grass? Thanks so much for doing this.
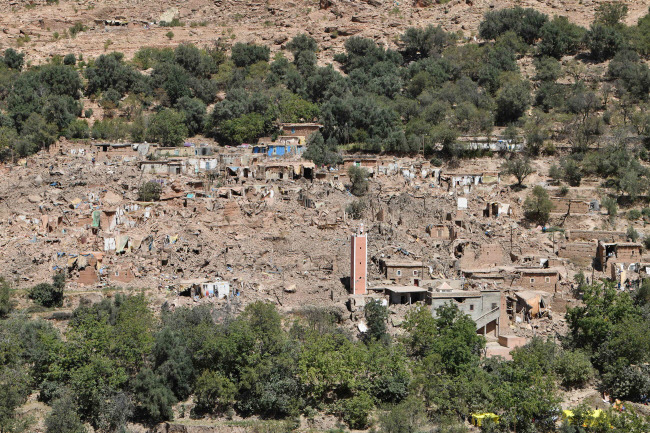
[69,22,88,38]
[104,39,113,51]
[16,34,31,47]
[233,13,244,22]
[190,21,208,27]
[160,18,184,27]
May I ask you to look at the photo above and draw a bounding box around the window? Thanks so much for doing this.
[545,277,550,283]
[530,278,535,283]
[413,270,418,276]
[396,270,402,276]
[469,304,474,311]
[291,127,295,134]
[491,303,498,310]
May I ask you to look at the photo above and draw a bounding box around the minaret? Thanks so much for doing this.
[350,224,367,295]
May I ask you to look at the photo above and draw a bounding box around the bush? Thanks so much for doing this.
[559,185,569,196]
[348,166,369,197]
[303,132,341,167]
[538,16,586,58]
[138,181,162,202]
[63,53,76,66]
[524,185,553,224]
[628,209,642,220]
[69,22,88,38]
[553,350,593,389]
[495,79,531,124]
[586,23,624,62]
[346,200,366,220]
[479,7,548,45]
[602,196,618,219]
[194,370,237,415]
[3,48,24,70]
[341,392,374,429]
[501,157,533,186]
[29,282,64,308]
[45,389,87,433]
[147,109,188,147]
[0,277,12,318]
[84,108,93,118]
[231,43,270,68]
[627,226,639,242]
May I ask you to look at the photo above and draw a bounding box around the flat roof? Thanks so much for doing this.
[381,260,424,267]
[382,286,429,293]
[518,268,560,274]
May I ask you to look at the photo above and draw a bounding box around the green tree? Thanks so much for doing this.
[231,43,270,68]
[348,165,369,197]
[29,281,64,308]
[479,7,549,44]
[303,132,341,167]
[138,181,161,202]
[147,109,188,146]
[193,370,237,415]
[341,391,374,429]
[501,157,533,186]
[379,396,426,433]
[45,389,87,433]
[523,185,553,224]
[595,2,628,27]
[364,299,388,343]
[131,368,176,424]
[0,278,12,318]
[538,16,586,58]
[3,48,24,70]
[495,78,531,124]
[175,96,206,137]
[586,23,625,62]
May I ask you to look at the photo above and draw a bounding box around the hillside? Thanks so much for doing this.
[2,1,650,433]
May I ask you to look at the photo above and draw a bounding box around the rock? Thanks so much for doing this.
[284,284,296,293]
[103,190,122,206]
[34,174,43,186]
[27,194,41,203]
[159,8,179,24]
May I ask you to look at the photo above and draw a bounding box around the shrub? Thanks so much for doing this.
[341,392,374,429]
[524,185,553,224]
[501,157,533,186]
[63,53,76,66]
[0,277,12,318]
[231,43,270,68]
[3,48,25,70]
[84,108,93,118]
[69,22,88,38]
[627,226,639,242]
[147,109,188,147]
[348,166,369,197]
[29,281,64,308]
[479,7,548,44]
[602,196,618,219]
[559,185,569,196]
[194,370,237,415]
[346,200,366,220]
[495,79,531,124]
[628,209,642,220]
[586,23,624,62]
[64,119,90,139]
[538,16,586,58]
[553,350,594,389]
[138,181,162,202]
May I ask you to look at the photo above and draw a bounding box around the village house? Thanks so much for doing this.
[557,242,596,266]
[429,289,503,336]
[343,156,380,175]
[426,224,456,241]
[280,122,323,138]
[484,202,513,218]
[442,171,500,192]
[516,268,560,293]
[596,241,643,271]
[373,285,429,305]
[379,259,426,285]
